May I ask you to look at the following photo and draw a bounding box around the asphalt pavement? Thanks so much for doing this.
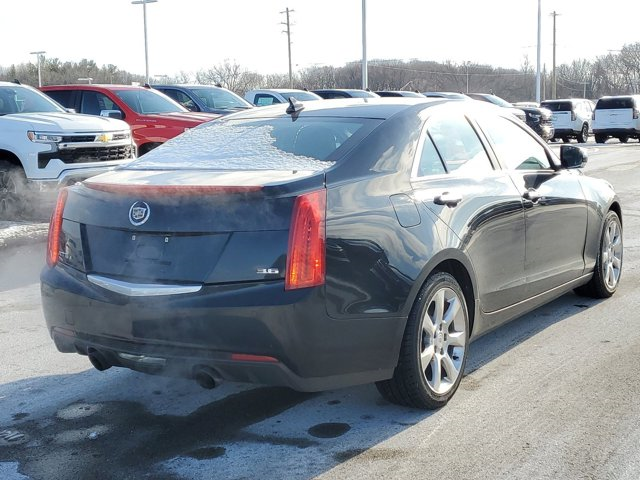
[1,140,640,479]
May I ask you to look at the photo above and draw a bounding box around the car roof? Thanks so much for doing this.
[218,97,464,120]
[248,88,311,93]
[153,84,228,89]
[41,84,149,91]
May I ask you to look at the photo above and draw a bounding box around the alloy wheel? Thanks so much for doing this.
[602,217,622,290]
[420,287,466,395]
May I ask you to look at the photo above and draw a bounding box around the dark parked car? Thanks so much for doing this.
[467,93,554,140]
[376,91,425,98]
[312,89,380,99]
[152,84,253,115]
[41,98,622,409]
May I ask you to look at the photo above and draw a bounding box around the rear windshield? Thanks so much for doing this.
[540,101,573,112]
[596,97,636,110]
[128,116,381,171]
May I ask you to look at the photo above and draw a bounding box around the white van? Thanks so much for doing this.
[592,95,640,143]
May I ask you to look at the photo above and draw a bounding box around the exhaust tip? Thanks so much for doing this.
[87,349,111,371]
[194,367,218,389]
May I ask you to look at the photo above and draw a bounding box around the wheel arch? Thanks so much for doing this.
[409,250,478,337]
[609,201,622,227]
[0,149,23,168]
[137,142,163,156]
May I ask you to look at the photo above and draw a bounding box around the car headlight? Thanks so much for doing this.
[27,131,63,143]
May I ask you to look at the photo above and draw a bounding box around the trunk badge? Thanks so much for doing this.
[129,201,151,226]
[257,268,279,275]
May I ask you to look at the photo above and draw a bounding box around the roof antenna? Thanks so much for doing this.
[286,96,304,114]
[12,79,21,85]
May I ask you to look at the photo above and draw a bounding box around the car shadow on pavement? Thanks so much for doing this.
[0,291,602,480]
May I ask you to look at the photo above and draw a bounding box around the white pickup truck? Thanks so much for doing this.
[0,81,135,219]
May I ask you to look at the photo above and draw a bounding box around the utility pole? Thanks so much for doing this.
[361,0,368,90]
[551,11,560,99]
[535,0,541,103]
[131,0,158,85]
[280,8,294,88]
[29,51,46,87]
[464,62,470,93]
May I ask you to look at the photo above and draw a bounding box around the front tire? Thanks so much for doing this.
[376,272,469,409]
[575,211,622,298]
[0,161,29,220]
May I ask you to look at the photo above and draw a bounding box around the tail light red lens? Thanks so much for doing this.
[285,189,326,290]
[47,188,68,267]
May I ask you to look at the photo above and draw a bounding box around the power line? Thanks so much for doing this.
[366,63,533,77]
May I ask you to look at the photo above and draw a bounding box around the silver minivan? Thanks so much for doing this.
[592,95,640,143]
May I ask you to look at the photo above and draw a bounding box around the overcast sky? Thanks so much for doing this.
[2,0,639,78]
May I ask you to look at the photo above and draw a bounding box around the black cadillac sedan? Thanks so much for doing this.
[41,97,623,409]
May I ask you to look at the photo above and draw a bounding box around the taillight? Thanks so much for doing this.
[47,188,68,267]
[634,109,639,119]
[571,111,576,121]
[285,189,326,290]
[592,111,596,120]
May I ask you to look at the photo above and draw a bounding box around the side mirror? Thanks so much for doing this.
[65,108,77,114]
[560,145,587,169]
[100,109,123,120]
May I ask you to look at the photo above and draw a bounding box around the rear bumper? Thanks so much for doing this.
[592,128,640,137]
[40,265,403,391]
[552,128,580,137]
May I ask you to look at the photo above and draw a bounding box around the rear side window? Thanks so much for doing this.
[44,90,74,109]
[541,101,573,112]
[425,113,493,175]
[254,94,280,106]
[596,97,635,110]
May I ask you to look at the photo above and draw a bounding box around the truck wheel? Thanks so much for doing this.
[376,272,469,409]
[595,134,606,144]
[577,123,589,143]
[0,161,30,219]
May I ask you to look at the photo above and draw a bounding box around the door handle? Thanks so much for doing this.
[522,189,541,203]
[434,191,462,207]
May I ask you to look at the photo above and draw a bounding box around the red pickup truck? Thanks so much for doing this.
[41,84,221,155]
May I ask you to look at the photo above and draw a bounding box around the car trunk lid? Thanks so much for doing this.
[61,169,325,285]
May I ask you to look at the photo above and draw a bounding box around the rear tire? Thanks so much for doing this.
[0,161,29,220]
[577,123,589,143]
[575,211,622,298]
[376,272,469,409]
[619,135,629,143]
[595,134,606,144]
[562,137,570,143]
